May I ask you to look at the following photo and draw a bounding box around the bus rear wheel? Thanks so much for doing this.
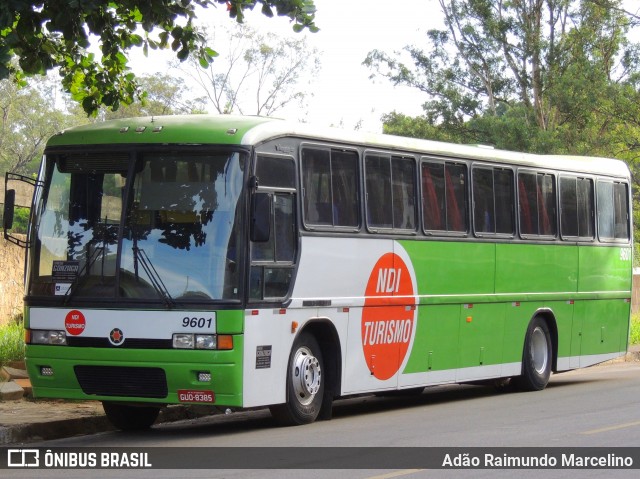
[102,402,161,431]
[270,332,324,426]
[515,317,552,391]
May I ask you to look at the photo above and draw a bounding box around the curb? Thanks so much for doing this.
[0,414,114,445]
[0,405,217,445]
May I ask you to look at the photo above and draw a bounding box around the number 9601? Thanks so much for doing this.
[182,317,213,328]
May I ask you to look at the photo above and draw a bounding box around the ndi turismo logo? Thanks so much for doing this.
[361,252,417,380]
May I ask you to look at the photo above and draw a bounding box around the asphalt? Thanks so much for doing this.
[1,346,639,445]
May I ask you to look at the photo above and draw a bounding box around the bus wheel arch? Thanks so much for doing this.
[303,319,342,419]
[270,318,342,425]
[515,312,557,391]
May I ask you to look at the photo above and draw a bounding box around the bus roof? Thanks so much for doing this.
[47,114,630,178]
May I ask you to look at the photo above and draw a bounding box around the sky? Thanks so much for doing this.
[133,0,640,133]
[133,0,442,132]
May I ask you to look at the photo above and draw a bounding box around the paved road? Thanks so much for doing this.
[5,361,640,479]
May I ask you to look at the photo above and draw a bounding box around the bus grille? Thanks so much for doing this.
[74,366,168,398]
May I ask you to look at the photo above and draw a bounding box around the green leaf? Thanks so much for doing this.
[177,48,189,61]
[261,4,274,18]
[204,47,218,58]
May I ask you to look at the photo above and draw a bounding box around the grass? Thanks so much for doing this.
[0,318,25,366]
[630,313,640,346]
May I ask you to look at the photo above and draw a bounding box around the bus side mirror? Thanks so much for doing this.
[3,189,15,232]
[250,192,271,242]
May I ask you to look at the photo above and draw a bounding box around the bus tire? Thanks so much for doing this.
[270,332,324,426]
[102,402,160,431]
[515,317,552,391]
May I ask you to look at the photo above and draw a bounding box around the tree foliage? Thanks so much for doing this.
[365,0,640,157]
[101,74,208,119]
[181,24,320,116]
[366,0,640,263]
[0,0,317,115]
[0,75,81,175]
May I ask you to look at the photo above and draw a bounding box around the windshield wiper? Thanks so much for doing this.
[63,244,104,305]
[132,246,175,308]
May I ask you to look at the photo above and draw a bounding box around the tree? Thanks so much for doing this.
[102,74,208,119]
[364,0,640,155]
[0,1,318,115]
[0,75,83,175]
[181,24,320,116]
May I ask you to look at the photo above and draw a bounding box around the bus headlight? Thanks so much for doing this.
[195,334,215,350]
[31,330,67,345]
[172,333,216,350]
[173,333,195,349]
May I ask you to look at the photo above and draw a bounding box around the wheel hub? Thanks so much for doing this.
[292,346,321,406]
[531,326,549,374]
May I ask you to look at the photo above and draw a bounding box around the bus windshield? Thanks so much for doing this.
[29,149,246,304]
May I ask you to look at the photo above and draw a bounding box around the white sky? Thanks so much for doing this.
[132,0,640,132]
[133,0,441,132]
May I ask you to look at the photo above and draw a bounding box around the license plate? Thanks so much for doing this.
[177,390,215,403]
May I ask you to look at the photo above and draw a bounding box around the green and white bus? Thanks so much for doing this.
[3,115,632,430]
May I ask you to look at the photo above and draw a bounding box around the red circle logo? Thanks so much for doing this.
[109,328,124,346]
[362,253,416,380]
[64,310,86,336]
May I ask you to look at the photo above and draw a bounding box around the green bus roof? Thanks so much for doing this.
[46,115,276,147]
[46,114,630,179]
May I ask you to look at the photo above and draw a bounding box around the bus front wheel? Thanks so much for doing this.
[270,332,324,426]
[515,317,552,391]
[102,402,161,431]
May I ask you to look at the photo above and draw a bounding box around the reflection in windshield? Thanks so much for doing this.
[121,153,244,300]
[29,151,246,303]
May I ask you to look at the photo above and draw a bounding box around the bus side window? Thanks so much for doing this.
[445,163,467,232]
[597,180,629,241]
[613,182,630,239]
[365,154,392,228]
[561,176,594,240]
[302,148,332,226]
[364,154,416,232]
[472,166,514,236]
[331,150,359,228]
[250,193,296,301]
[421,162,444,231]
[302,147,359,229]
[256,155,295,189]
[391,157,417,230]
[597,181,615,239]
[518,171,556,238]
[422,161,468,233]
[473,167,494,234]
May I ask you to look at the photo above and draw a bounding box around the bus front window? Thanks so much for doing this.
[29,154,127,297]
[120,152,245,301]
[29,150,246,304]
